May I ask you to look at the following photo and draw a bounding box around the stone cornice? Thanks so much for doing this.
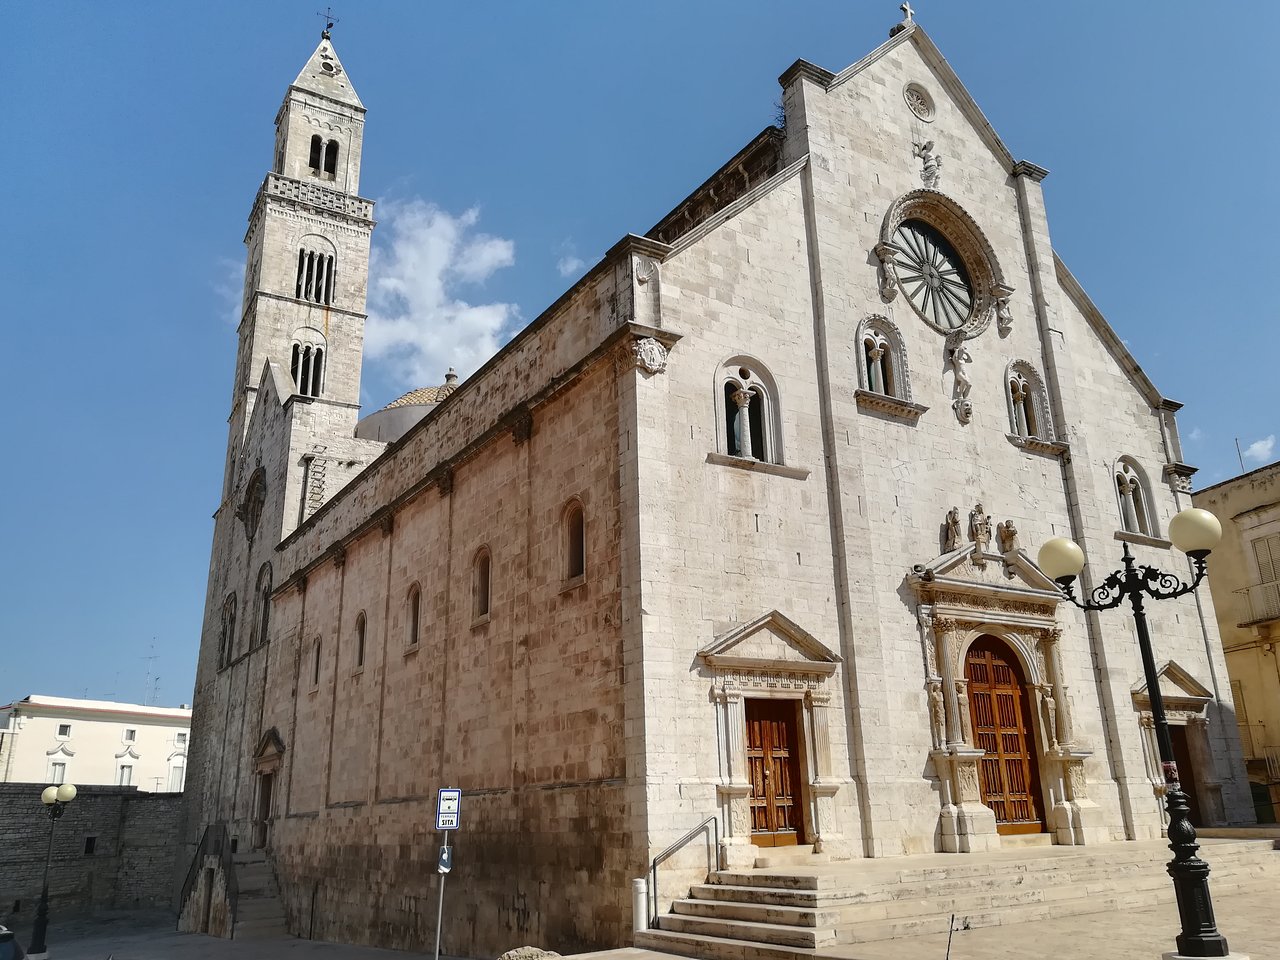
[1006,434,1070,458]
[854,389,928,423]
[777,59,837,89]
[1012,160,1050,182]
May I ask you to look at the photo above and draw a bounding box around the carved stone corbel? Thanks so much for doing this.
[874,242,900,303]
[511,409,534,445]
[437,468,454,498]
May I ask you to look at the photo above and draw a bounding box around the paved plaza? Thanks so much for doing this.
[12,886,1276,960]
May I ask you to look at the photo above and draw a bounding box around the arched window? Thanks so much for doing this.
[354,612,367,668]
[219,594,238,668]
[294,246,336,305]
[254,563,272,648]
[406,583,421,648]
[308,135,323,174]
[855,316,912,401]
[323,139,339,178]
[564,500,586,581]
[1115,459,1157,537]
[473,547,492,621]
[290,330,326,399]
[1004,361,1054,443]
[240,468,267,540]
[716,359,782,464]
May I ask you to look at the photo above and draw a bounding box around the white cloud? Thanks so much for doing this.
[1242,435,1276,464]
[214,257,246,327]
[365,199,517,389]
[1187,427,1203,442]
[555,238,586,278]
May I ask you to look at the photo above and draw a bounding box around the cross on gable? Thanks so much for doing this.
[901,2,915,22]
[317,6,340,38]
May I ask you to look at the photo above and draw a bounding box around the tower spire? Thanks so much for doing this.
[318,6,339,40]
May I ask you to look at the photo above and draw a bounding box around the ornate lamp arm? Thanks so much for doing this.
[1138,552,1209,602]
[1055,569,1127,612]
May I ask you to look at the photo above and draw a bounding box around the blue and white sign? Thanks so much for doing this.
[436,787,461,830]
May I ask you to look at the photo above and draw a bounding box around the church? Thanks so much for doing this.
[180,10,1253,957]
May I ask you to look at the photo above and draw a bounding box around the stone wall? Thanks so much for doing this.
[0,784,182,929]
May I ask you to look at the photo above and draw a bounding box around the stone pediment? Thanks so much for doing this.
[45,743,75,758]
[114,745,141,760]
[699,610,840,676]
[253,727,287,774]
[1132,661,1213,712]
[908,543,1062,609]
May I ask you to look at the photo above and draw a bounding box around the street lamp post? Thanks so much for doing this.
[1038,508,1240,960]
[27,782,77,960]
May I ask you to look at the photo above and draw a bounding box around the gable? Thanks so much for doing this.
[1131,661,1213,712]
[699,610,840,674]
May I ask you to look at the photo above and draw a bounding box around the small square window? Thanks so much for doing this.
[57,723,71,738]
[176,732,188,746]
[124,728,137,742]
[84,836,97,856]
[51,762,66,784]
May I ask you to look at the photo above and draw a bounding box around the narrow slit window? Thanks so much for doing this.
[355,613,366,668]
[407,585,421,647]
[474,549,491,620]
[312,638,322,686]
[566,503,586,580]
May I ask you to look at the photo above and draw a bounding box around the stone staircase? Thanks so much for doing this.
[636,838,1280,959]
[233,850,289,940]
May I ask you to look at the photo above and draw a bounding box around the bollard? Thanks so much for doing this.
[631,877,648,933]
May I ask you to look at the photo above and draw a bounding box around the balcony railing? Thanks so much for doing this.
[1265,745,1280,783]
[1235,579,1280,626]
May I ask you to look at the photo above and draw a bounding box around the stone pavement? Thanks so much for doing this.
[15,888,1278,960]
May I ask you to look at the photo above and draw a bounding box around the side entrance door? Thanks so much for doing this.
[966,637,1045,835]
[254,773,274,849]
[745,698,804,847]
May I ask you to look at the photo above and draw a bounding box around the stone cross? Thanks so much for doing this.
[900,2,915,22]
[318,6,340,38]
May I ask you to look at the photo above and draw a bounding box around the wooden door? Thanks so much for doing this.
[745,699,804,846]
[254,773,274,849]
[965,638,1045,835]
[1170,725,1202,826]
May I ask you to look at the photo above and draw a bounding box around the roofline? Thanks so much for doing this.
[1,700,191,722]
[1190,458,1280,497]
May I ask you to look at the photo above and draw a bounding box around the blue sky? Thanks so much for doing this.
[3,2,1276,707]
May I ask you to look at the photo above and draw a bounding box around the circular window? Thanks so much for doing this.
[891,219,973,331]
[904,83,935,122]
[321,61,336,73]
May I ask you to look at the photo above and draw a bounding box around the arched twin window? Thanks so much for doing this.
[290,330,326,398]
[473,547,492,622]
[717,359,782,464]
[295,246,336,305]
[1115,458,1157,538]
[564,500,586,582]
[308,135,340,179]
[406,583,421,648]
[218,593,238,668]
[253,563,272,649]
[856,316,911,401]
[1004,361,1054,442]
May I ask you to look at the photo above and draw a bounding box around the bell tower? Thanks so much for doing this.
[221,30,375,501]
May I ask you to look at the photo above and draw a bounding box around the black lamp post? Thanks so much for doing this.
[27,782,76,960]
[1038,507,1235,960]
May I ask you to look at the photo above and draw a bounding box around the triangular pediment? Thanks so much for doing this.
[1132,661,1213,710]
[909,544,1062,597]
[291,36,364,109]
[699,610,840,674]
[253,727,287,764]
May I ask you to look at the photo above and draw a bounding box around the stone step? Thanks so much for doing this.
[236,898,287,922]
[233,916,290,940]
[672,897,828,927]
[657,913,835,948]
[636,927,820,960]
[753,845,831,869]
[689,883,819,908]
[998,833,1054,848]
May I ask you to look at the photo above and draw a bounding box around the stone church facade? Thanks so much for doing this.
[181,17,1252,957]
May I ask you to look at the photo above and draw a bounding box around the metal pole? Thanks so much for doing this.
[1124,552,1231,958]
[433,833,449,960]
[28,808,57,956]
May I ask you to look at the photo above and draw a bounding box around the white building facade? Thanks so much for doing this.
[0,695,191,792]
[181,18,1253,956]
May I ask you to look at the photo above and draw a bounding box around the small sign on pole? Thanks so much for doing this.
[436,788,461,830]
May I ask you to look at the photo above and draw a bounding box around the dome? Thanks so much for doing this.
[355,368,459,444]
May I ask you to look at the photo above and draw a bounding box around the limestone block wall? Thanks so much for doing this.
[0,784,181,929]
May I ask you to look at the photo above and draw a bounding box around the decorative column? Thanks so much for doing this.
[805,689,840,853]
[731,389,754,459]
[716,687,754,868]
[722,689,748,786]
[934,618,963,746]
[1040,627,1072,746]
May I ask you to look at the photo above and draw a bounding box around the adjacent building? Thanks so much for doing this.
[181,15,1252,957]
[0,695,191,792]
[1194,460,1280,822]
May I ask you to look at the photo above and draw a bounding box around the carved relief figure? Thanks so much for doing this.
[996,295,1014,336]
[875,242,900,303]
[955,680,972,745]
[950,343,973,400]
[928,680,946,750]
[943,507,962,551]
[1041,685,1059,750]
[968,504,992,551]
[913,140,943,189]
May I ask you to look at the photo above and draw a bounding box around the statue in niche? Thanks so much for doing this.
[954,681,972,745]
[996,295,1014,336]
[914,140,943,189]
[928,681,946,750]
[1041,685,1059,750]
[997,519,1020,554]
[948,339,974,425]
[943,507,962,551]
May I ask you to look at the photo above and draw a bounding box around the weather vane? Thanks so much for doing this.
[318,7,340,39]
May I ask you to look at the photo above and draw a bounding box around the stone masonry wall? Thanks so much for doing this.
[0,784,182,929]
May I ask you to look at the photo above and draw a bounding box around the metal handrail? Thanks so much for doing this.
[649,815,720,926]
[177,822,238,932]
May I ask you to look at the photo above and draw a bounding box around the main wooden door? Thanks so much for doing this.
[745,699,804,847]
[965,637,1045,835]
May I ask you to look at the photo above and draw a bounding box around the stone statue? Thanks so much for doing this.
[996,295,1014,336]
[875,242,899,303]
[968,503,992,551]
[1042,686,1059,750]
[943,507,962,551]
[928,681,946,749]
[914,140,943,189]
[997,519,1019,554]
[950,343,972,400]
[955,681,972,745]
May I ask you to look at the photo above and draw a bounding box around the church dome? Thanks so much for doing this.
[355,369,459,444]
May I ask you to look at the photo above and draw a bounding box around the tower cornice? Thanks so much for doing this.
[245,173,375,243]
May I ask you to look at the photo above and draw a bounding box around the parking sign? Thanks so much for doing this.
[436,787,461,830]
